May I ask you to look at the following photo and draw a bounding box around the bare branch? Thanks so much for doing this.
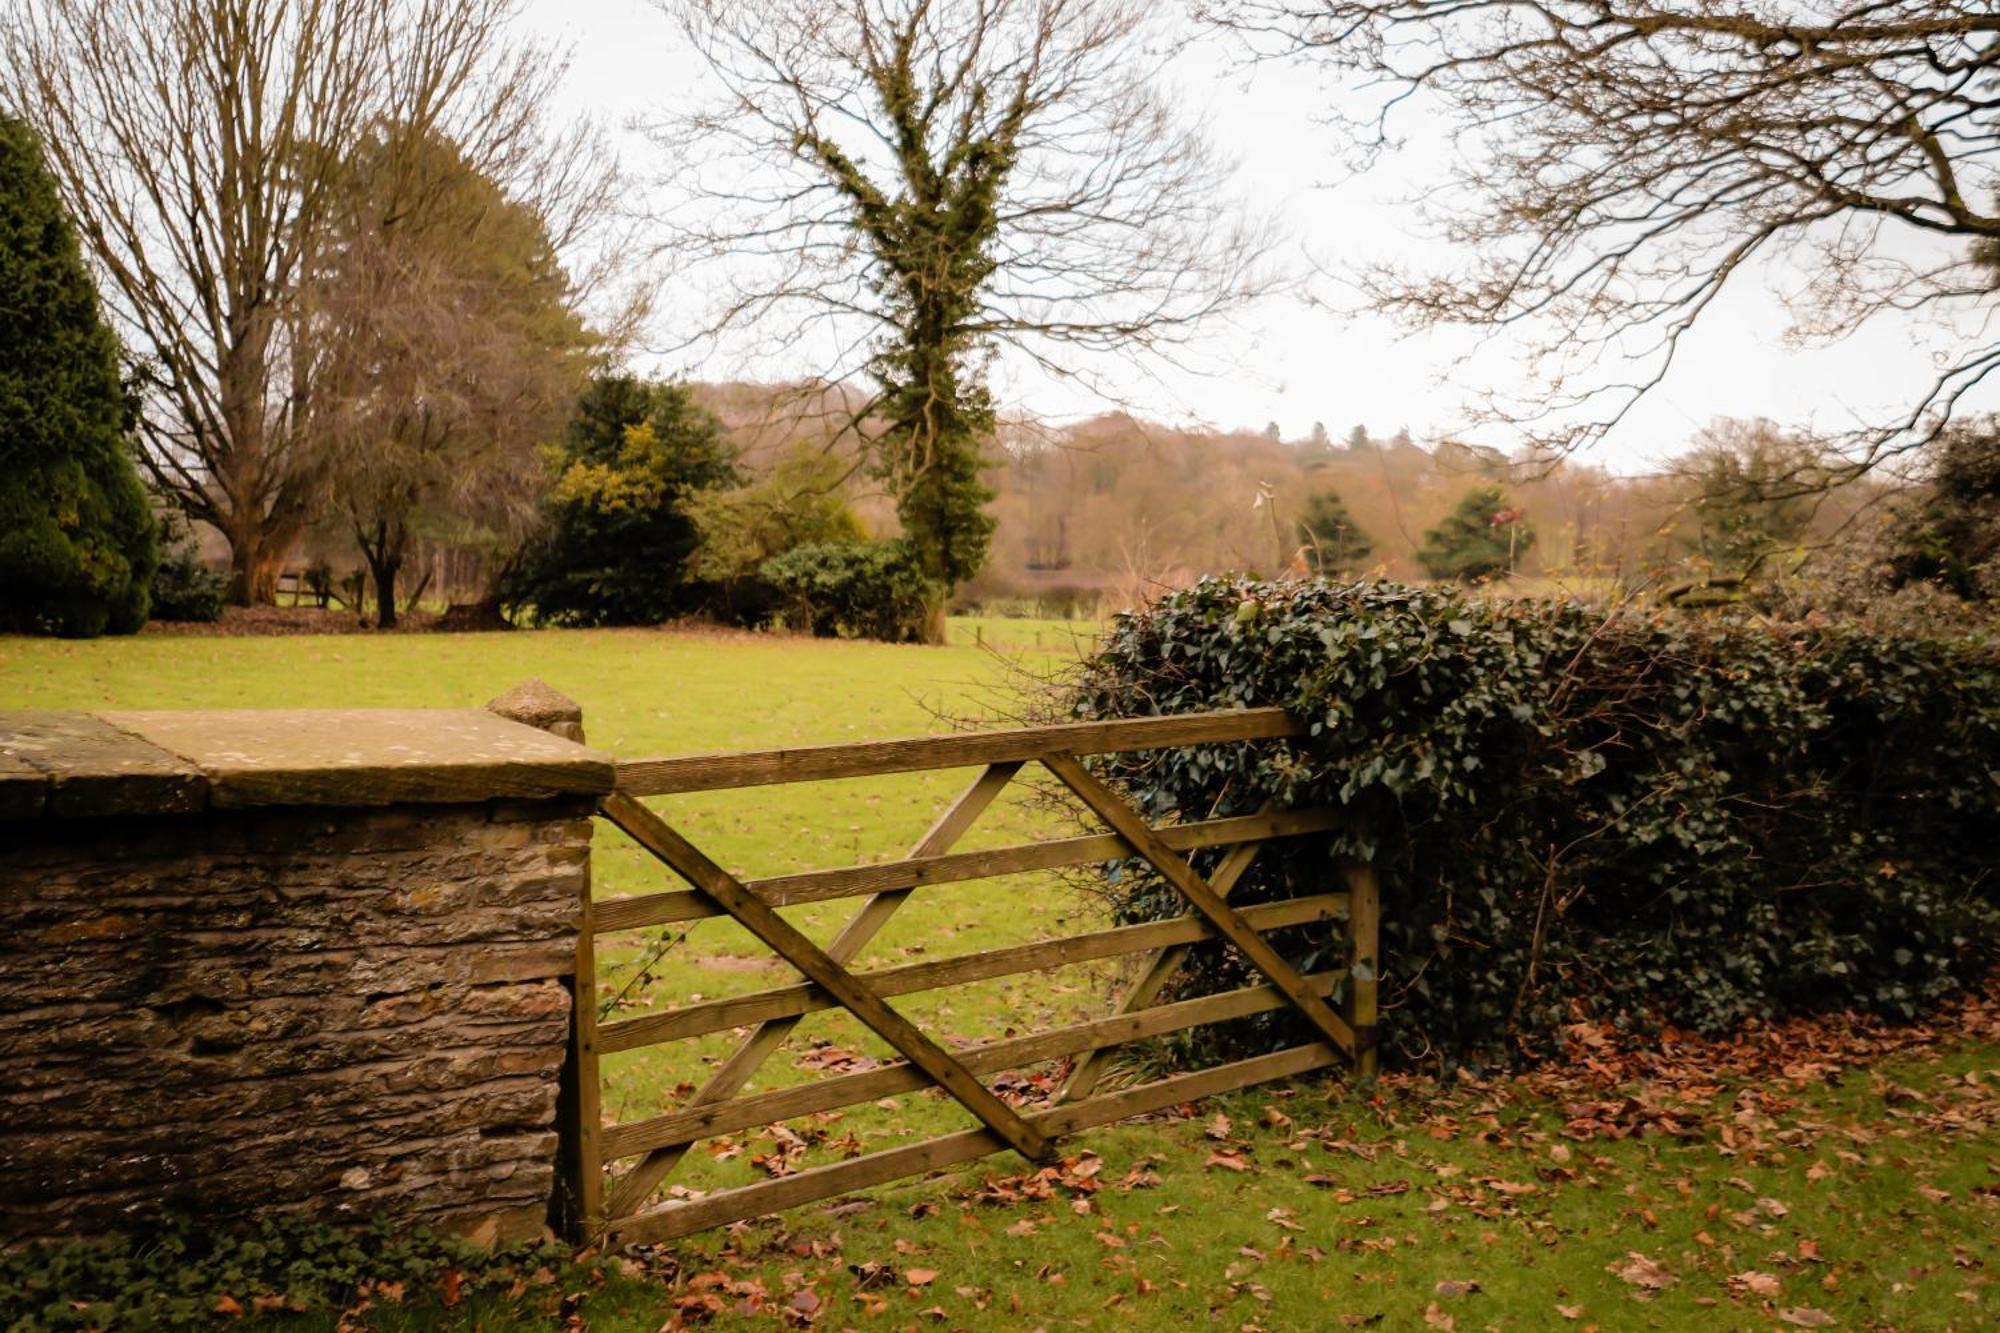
[1207,0,2000,469]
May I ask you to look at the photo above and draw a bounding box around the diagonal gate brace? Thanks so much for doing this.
[1061,808,1273,1103]
[1041,755,1357,1056]
[603,763,1018,1219]
[600,792,1053,1164]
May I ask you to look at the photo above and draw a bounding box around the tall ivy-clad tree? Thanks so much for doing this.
[1416,485,1533,582]
[502,376,739,627]
[1296,488,1373,574]
[0,114,155,637]
[659,0,1272,640]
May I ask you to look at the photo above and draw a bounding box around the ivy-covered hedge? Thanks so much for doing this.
[1071,578,2000,1069]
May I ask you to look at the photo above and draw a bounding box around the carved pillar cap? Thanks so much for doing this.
[487,678,586,743]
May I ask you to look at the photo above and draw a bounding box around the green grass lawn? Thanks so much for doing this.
[573,1033,2000,1332]
[3,620,1994,1331]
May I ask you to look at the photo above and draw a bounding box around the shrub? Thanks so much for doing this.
[1070,577,2000,1070]
[0,114,156,637]
[1888,416,2000,604]
[146,514,227,622]
[502,376,738,627]
[759,540,933,642]
[684,441,868,584]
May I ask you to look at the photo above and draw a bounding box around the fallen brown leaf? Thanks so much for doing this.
[1607,1252,1676,1292]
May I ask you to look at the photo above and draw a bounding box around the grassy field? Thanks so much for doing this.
[3,619,1995,1331]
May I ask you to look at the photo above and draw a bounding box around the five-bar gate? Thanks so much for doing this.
[563,708,1379,1244]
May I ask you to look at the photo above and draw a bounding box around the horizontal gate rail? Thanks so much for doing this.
[562,706,1379,1247]
[612,1041,1343,1246]
[598,893,1346,1052]
[594,806,1346,930]
[601,972,1342,1160]
[613,707,1304,794]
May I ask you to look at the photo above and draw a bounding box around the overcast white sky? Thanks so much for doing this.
[525,1,1993,474]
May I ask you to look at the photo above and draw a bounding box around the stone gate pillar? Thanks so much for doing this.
[0,697,610,1246]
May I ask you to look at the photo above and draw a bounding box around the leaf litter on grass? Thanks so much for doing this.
[601,983,1998,1331]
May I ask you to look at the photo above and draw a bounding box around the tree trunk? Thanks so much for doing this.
[225,535,261,607]
[222,507,300,606]
[224,520,289,606]
[918,593,948,646]
[356,517,406,630]
[369,552,402,629]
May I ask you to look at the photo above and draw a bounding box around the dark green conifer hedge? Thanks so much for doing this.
[1072,577,2000,1068]
[0,115,155,637]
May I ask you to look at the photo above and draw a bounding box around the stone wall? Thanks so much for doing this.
[0,694,608,1247]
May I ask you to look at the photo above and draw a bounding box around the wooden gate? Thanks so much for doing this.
[563,708,1379,1245]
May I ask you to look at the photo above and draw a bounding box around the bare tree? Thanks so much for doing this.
[1209,1,2000,470]
[313,128,599,629]
[654,0,1274,638]
[2,0,599,602]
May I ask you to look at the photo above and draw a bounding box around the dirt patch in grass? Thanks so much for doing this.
[142,605,378,636]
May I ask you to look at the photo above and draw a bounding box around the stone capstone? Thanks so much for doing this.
[0,712,204,818]
[100,709,613,809]
[0,706,613,818]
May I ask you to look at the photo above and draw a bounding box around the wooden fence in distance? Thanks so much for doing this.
[565,708,1379,1245]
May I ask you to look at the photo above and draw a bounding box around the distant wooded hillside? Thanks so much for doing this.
[678,392,1874,611]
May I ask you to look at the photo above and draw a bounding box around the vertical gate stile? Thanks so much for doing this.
[562,849,604,1239]
[1344,861,1382,1080]
[600,763,1019,1223]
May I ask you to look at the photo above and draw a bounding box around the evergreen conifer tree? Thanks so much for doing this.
[0,114,156,636]
[1416,485,1533,582]
[1296,489,1374,573]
